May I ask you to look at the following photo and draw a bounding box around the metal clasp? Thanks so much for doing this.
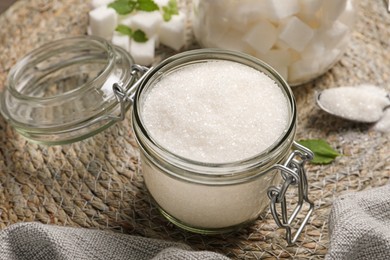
[111,64,150,121]
[267,141,314,245]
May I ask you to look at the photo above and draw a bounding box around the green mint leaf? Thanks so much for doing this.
[297,139,341,164]
[116,26,148,43]
[137,0,159,11]
[115,24,133,36]
[162,0,178,21]
[168,0,178,13]
[108,0,136,15]
[163,13,171,22]
[133,29,148,42]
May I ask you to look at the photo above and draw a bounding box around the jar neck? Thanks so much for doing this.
[132,49,297,184]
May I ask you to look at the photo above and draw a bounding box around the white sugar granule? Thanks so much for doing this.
[319,85,390,123]
[141,60,289,163]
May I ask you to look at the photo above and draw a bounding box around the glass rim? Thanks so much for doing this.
[5,36,116,102]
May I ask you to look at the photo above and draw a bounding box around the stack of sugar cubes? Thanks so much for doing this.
[192,0,355,86]
[88,0,186,65]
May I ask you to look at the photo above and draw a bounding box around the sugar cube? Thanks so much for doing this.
[265,0,300,20]
[112,33,130,52]
[214,29,248,53]
[260,49,292,68]
[91,0,113,9]
[297,0,323,28]
[244,20,277,54]
[259,49,292,80]
[279,16,314,52]
[193,1,230,46]
[118,15,133,27]
[296,13,320,29]
[298,0,324,15]
[130,37,155,66]
[159,12,186,51]
[89,5,118,39]
[199,16,230,46]
[151,34,160,48]
[274,39,290,50]
[300,37,325,60]
[131,11,163,36]
[320,0,347,24]
[228,1,270,29]
[320,21,350,49]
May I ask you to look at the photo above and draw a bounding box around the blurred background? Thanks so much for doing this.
[0,0,15,13]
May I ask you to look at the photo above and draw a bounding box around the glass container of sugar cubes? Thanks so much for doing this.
[192,0,356,86]
[0,36,314,243]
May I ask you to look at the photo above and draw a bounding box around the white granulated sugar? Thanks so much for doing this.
[319,85,390,123]
[141,60,289,163]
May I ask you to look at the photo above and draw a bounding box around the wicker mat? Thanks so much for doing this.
[0,0,389,259]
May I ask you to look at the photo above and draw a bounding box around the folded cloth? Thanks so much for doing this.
[326,184,390,260]
[0,222,230,260]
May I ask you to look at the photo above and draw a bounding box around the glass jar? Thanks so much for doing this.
[0,36,134,144]
[192,0,356,86]
[0,36,313,243]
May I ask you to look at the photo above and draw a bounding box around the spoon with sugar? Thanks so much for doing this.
[316,84,390,123]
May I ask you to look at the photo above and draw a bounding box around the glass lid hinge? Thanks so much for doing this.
[111,64,149,121]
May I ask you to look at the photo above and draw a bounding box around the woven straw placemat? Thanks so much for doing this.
[0,0,389,259]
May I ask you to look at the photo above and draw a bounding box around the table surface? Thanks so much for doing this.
[0,0,15,14]
[0,0,389,259]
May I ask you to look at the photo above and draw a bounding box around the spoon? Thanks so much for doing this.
[315,85,390,123]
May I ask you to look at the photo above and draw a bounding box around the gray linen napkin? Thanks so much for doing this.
[326,184,390,260]
[0,222,230,260]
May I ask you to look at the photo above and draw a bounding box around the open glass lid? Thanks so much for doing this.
[0,36,135,145]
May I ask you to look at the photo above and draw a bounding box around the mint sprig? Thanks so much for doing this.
[137,0,159,11]
[132,29,148,42]
[115,24,133,36]
[115,25,148,42]
[297,139,341,164]
[162,0,178,21]
[109,0,159,15]
[108,0,136,15]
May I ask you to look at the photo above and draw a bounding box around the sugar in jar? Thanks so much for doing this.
[0,37,313,243]
[132,49,314,240]
[192,0,355,86]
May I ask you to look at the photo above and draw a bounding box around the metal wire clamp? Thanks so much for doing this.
[111,64,150,121]
[267,141,314,245]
